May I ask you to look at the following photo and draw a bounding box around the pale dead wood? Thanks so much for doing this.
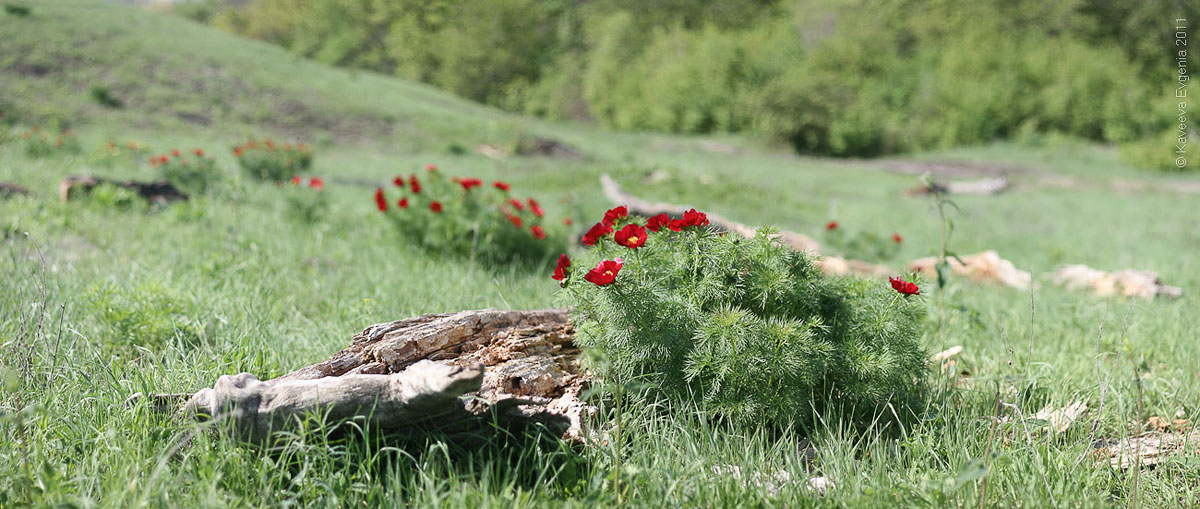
[909,251,1033,290]
[905,176,1009,196]
[1052,265,1182,300]
[156,308,594,443]
[58,175,187,204]
[0,181,31,198]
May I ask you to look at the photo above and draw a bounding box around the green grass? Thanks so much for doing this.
[3,0,1200,506]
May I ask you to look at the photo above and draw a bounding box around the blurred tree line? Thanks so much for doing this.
[181,0,1197,168]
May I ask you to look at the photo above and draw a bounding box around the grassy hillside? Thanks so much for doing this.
[2,0,1200,506]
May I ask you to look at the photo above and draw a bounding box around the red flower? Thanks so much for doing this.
[889,277,920,296]
[581,221,613,246]
[613,223,647,249]
[552,254,570,281]
[374,188,388,212]
[393,176,406,188]
[668,209,708,231]
[171,149,181,157]
[506,213,523,227]
[459,178,483,191]
[646,213,671,232]
[584,258,623,287]
[430,201,443,213]
[410,175,421,194]
[291,175,302,186]
[602,206,628,226]
[892,232,903,244]
[159,155,169,165]
[493,181,511,191]
[398,197,409,208]
[233,146,243,157]
[148,156,158,167]
[528,198,544,218]
[193,148,204,157]
[425,163,438,172]
[563,217,573,226]
[826,221,838,231]
[531,225,546,239]
[308,177,324,191]
[508,198,525,211]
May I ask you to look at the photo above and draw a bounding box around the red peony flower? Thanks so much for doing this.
[493,181,511,191]
[528,198,544,218]
[410,175,421,194]
[393,176,406,188]
[425,163,438,172]
[682,209,708,227]
[581,221,613,246]
[459,177,483,191]
[826,221,839,231]
[430,201,443,213]
[193,148,204,157]
[892,232,903,244]
[506,213,523,227]
[148,156,158,167]
[613,223,647,249]
[292,175,302,186]
[508,198,525,211]
[374,188,388,212]
[308,177,324,191]
[552,253,570,281]
[171,149,181,157]
[159,155,169,165]
[563,217,573,226]
[398,197,409,208]
[889,276,920,296]
[584,258,623,287]
[646,213,671,232]
[233,146,244,157]
[602,206,628,226]
[531,225,546,239]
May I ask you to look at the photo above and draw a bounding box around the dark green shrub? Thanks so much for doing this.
[3,3,30,17]
[89,85,122,109]
[374,165,566,265]
[233,139,312,182]
[559,207,929,429]
[281,175,327,223]
[148,148,220,194]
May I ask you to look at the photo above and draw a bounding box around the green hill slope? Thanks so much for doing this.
[0,0,539,150]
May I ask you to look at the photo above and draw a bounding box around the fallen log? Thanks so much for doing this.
[58,174,187,204]
[600,174,823,255]
[0,181,31,198]
[905,176,1009,196]
[908,251,1033,290]
[1052,265,1182,300]
[150,308,594,444]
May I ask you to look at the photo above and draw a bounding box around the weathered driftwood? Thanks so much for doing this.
[1051,264,1182,300]
[0,181,31,198]
[165,308,593,443]
[908,251,1033,290]
[58,175,187,204]
[600,174,823,255]
[905,176,1010,196]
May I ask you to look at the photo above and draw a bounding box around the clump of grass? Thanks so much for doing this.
[84,281,203,352]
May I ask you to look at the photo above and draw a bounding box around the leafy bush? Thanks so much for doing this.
[91,139,150,168]
[373,165,565,264]
[88,85,122,108]
[233,139,312,182]
[86,183,145,211]
[281,175,327,223]
[558,207,929,429]
[148,148,219,194]
[19,126,80,157]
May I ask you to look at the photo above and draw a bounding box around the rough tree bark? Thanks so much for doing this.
[166,308,594,443]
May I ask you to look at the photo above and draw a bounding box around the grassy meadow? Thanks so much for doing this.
[2,1,1200,506]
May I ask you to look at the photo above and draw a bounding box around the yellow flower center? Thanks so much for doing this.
[604,270,613,277]
[629,236,639,244]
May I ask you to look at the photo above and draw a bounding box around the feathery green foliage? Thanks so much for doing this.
[562,217,928,429]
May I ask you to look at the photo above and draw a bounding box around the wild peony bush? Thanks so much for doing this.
[20,126,81,157]
[822,220,904,262]
[233,139,312,182]
[373,164,565,264]
[558,206,929,429]
[282,175,327,223]
[148,148,218,194]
